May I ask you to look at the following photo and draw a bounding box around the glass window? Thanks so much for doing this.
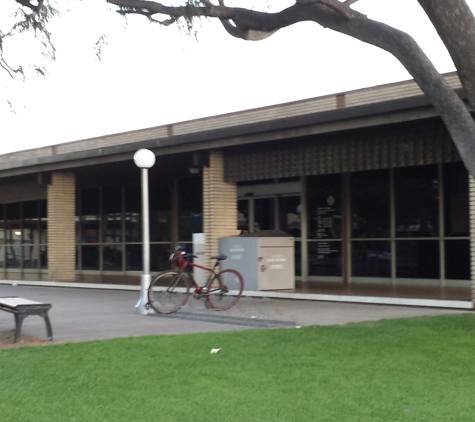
[22,245,39,269]
[396,240,439,279]
[81,245,100,270]
[22,201,39,246]
[279,196,301,237]
[151,244,173,272]
[445,240,470,280]
[150,188,172,242]
[238,200,250,234]
[444,163,469,237]
[126,244,142,271]
[307,174,342,240]
[125,187,141,243]
[294,241,301,277]
[103,245,122,271]
[179,177,202,241]
[0,205,4,267]
[351,170,390,238]
[80,188,100,244]
[254,198,275,232]
[395,166,439,237]
[308,241,342,276]
[103,188,123,245]
[352,240,391,277]
[40,245,47,269]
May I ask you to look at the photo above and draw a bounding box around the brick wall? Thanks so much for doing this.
[470,175,475,307]
[47,173,76,281]
[203,151,238,266]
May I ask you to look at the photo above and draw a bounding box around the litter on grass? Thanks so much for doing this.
[210,348,221,354]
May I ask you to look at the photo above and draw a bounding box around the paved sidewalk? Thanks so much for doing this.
[0,284,470,347]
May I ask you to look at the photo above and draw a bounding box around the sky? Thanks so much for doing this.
[1,0,474,155]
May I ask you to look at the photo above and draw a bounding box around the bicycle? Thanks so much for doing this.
[147,246,244,314]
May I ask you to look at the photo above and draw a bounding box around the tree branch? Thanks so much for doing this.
[15,0,44,13]
[106,0,475,177]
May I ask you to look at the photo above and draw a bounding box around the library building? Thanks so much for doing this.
[0,72,473,309]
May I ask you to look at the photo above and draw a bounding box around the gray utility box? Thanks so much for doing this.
[219,230,295,291]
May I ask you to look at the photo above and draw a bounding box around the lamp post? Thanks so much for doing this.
[133,149,156,315]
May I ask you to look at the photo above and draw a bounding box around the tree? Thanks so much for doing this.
[7,0,475,177]
[1,1,58,78]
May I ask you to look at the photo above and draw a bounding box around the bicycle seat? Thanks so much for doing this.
[211,254,227,261]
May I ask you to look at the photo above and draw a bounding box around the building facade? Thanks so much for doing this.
[0,72,473,307]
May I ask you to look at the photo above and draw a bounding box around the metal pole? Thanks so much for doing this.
[136,167,153,314]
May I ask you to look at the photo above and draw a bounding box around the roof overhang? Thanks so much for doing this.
[0,89,465,179]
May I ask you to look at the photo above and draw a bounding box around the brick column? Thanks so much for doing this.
[203,151,238,266]
[470,175,475,307]
[47,173,76,281]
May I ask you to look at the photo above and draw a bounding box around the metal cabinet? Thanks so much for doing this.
[219,231,295,291]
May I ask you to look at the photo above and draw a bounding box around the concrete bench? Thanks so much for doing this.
[0,297,53,343]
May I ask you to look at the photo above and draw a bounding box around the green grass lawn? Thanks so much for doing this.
[1,314,474,422]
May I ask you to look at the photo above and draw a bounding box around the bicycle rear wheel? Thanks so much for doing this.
[148,271,190,314]
[206,269,244,311]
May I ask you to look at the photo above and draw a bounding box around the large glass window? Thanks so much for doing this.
[307,174,342,278]
[444,162,469,237]
[305,163,469,285]
[75,182,177,273]
[445,240,470,280]
[80,188,100,244]
[395,165,439,237]
[179,177,202,241]
[125,187,141,243]
[0,200,46,272]
[308,174,342,240]
[279,196,301,237]
[351,170,390,238]
[254,198,275,232]
[6,203,21,268]
[150,188,172,242]
[22,201,40,269]
[308,241,342,276]
[396,240,439,279]
[238,200,250,234]
[352,240,391,278]
[0,205,4,267]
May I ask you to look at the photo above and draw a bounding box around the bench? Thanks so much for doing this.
[0,297,53,343]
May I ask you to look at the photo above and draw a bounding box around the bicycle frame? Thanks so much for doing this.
[172,252,219,292]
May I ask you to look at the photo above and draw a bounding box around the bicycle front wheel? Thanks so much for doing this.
[148,271,190,314]
[206,269,244,311]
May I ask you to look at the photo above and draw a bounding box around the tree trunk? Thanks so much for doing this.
[418,0,475,110]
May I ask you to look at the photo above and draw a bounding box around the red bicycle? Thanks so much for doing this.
[147,246,244,314]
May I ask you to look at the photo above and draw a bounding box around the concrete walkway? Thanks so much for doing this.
[0,284,469,347]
